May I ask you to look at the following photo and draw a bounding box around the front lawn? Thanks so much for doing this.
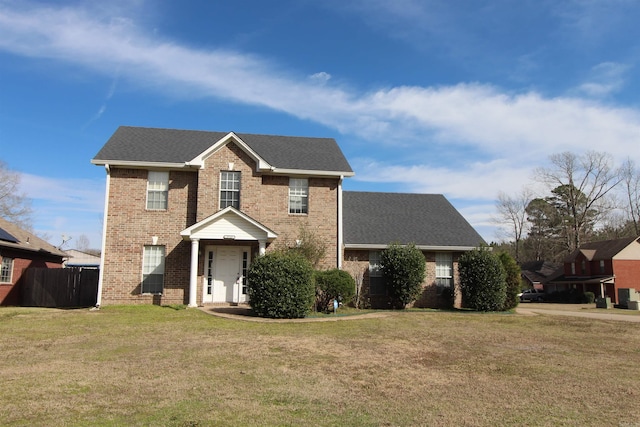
[1,306,638,426]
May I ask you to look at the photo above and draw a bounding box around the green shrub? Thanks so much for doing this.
[247,251,314,318]
[380,243,426,309]
[498,252,521,310]
[583,291,595,304]
[314,269,355,312]
[459,247,507,311]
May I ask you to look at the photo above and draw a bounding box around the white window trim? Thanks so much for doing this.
[146,171,169,210]
[288,178,309,214]
[219,171,241,209]
[142,245,165,294]
[435,252,453,293]
[0,257,13,283]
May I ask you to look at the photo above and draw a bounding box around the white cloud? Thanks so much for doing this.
[2,2,640,170]
[576,62,630,98]
[19,173,105,248]
[3,1,640,243]
[309,72,331,84]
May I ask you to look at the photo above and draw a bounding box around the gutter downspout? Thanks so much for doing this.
[337,175,344,269]
[95,164,110,309]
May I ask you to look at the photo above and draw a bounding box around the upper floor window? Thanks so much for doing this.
[600,259,605,274]
[147,171,169,210]
[142,245,165,294]
[580,260,586,275]
[0,257,13,283]
[571,262,576,275]
[289,178,308,214]
[435,252,453,293]
[220,171,240,209]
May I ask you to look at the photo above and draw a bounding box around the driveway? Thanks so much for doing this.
[516,303,640,323]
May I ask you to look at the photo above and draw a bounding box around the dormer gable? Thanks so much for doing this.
[188,132,273,172]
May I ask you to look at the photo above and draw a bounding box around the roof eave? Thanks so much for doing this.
[267,168,355,178]
[344,244,479,251]
[91,159,190,169]
[0,242,67,258]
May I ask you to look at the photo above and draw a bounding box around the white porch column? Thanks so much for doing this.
[258,239,267,256]
[188,238,200,308]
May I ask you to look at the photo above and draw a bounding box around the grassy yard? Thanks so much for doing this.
[1,306,639,426]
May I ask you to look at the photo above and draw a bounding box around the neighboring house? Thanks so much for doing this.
[342,192,485,308]
[92,126,484,307]
[520,260,560,291]
[546,237,640,303]
[0,217,67,306]
[63,249,101,269]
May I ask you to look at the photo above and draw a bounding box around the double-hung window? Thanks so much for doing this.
[0,257,13,283]
[369,251,385,295]
[147,171,169,210]
[142,246,165,294]
[289,178,308,214]
[220,171,240,209]
[435,252,453,294]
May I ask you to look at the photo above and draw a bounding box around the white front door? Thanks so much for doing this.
[203,246,250,303]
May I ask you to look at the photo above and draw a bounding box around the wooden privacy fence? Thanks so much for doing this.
[22,268,99,308]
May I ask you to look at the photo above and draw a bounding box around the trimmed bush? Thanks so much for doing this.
[498,252,521,310]
[583,292,595,304]
[314,269,355,312]
[380,243,426,309]
[247,251,314,318]
[459,247,507,311]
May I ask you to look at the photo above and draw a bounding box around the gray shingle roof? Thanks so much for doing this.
[0,217,67,258]
[343,191,486,248]
[92,126,353,173]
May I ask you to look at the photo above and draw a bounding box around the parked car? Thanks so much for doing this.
[518,289,545,302]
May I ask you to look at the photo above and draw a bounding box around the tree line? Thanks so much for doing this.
[494,151,640,263]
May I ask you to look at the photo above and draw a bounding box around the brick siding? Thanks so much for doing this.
[100,140,340,305]
[343,249,463,309]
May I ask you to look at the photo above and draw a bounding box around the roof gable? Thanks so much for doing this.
[342,191,485,249]
[92,126,354,176]
[564,237,640,262]
[180,207,278,241]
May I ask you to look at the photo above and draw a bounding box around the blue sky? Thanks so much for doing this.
[1,0,640,249]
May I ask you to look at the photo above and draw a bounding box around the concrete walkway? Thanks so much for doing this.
[198,305,390,322]
[199,303,640,323]
[515,304,640,323]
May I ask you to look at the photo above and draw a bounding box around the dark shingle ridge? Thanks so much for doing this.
[343,191,485,248]
[93,126,353,173]
[565,236,640,262]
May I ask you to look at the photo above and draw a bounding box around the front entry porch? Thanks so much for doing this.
[180,207,278,307]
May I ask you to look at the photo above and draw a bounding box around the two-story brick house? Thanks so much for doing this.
[546,236,640,303]
[92,126,485,308]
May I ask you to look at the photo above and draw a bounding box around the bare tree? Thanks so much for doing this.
[534,151,621,252]
[0,161,32,229]
[344,257,366,309]
[75,234,91,251]
[620,158,640,236]
[494,188,533,263]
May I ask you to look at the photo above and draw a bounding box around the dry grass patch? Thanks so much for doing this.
[0,306,639,426]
